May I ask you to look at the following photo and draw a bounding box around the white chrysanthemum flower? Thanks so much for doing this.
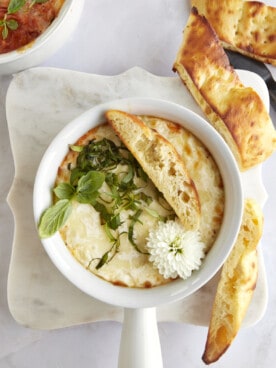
[146,220,206,280]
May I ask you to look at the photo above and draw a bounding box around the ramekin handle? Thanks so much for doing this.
[118,307,163,368]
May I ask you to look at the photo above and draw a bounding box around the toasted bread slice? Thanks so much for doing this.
[173,7,276,171]
[191,0,276,66]
[202,198,263,364]
[105,110,201,231]
[141,115,224,252]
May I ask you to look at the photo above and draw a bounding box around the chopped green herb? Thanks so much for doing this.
[38,137,175,269]
[38,199,72,238]
[75,171,105,204]
[69,144,84,153]
[128,209,146,253]
[95,250,110,270]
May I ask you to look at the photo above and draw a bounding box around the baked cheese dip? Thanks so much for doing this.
[38,115,225,288]
[0,0,64,54]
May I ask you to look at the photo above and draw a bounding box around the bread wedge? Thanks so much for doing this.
[173,7,276,171]
[202,198,263,364]
[191,0,276,66]
[105,110,201,231]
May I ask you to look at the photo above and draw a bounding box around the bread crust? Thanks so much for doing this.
[173,7,276,171]
[202,198,263,364]
[105,110,201,231]
[191,0,276,66]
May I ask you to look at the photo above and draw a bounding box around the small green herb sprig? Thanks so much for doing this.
[0,0,49,40]
[38,170,105,239]
[38,138,175,269]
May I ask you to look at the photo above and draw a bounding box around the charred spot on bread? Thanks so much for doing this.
[173,7,276,170]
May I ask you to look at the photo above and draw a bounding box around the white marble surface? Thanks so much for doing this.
[5,66,269,331]
[0,0,276,367]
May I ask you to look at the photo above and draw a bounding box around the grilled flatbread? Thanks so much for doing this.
[191,0,276,66]
[202,198,263,364]
[57,116,225,288]
[173,7,276,171]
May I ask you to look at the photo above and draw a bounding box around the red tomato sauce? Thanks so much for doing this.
[0,0,64,54]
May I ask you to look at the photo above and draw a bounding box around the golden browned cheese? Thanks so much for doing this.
[191,0,276,65]
[202,198,263,364]
[57,117,225,288]
[173,7,276,171]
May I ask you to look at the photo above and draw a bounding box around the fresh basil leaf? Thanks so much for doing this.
[76,171,105,202]
[76,190,99,204]
[70,167,85,186]
[8,0,26,14]
[6,19,18,30]
[78,171,105,191]
[38,199,72,238]
[54,183,75,200]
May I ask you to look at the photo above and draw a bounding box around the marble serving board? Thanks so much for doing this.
[6,67,268,330]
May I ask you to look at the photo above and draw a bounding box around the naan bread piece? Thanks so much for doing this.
[173,7,276,171]
[202,198,263,364]
[191,0,276,66]
[106,110,201,231]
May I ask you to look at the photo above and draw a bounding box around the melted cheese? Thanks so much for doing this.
[58,117,225,288]
[60,191,173,288]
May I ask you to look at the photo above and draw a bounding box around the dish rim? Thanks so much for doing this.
[33,97,244,308]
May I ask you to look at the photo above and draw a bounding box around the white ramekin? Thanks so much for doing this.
[33,97,243,368]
